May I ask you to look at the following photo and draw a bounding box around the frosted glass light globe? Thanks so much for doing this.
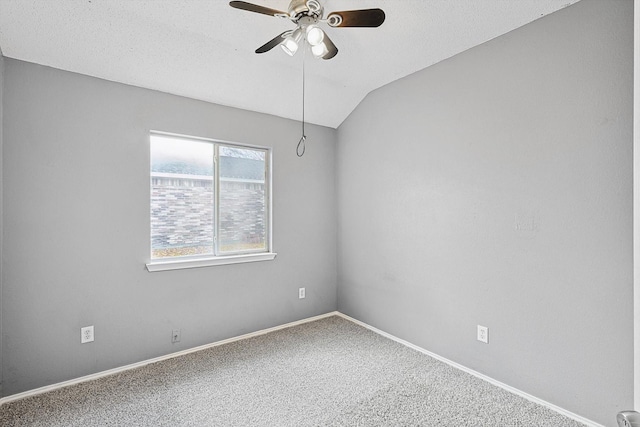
[306,26,324,46]
[311,42,329,58]
[281,37,299,56]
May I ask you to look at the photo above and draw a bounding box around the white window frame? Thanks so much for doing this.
[146,131,276,272]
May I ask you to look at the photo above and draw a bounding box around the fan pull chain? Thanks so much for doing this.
[296,46,306,157]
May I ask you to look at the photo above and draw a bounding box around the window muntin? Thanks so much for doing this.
[150,133,269,261]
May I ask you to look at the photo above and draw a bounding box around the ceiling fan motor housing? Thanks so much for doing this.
[288,0,323,20]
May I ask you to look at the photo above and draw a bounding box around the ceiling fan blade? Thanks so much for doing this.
[326,8,385,27]
[255,31,290,54]
[229,1,287,17]
[320,33,338,60]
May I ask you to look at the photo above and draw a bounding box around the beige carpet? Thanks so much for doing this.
[0,316,586,426]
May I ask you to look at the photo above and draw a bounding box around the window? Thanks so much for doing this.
[146,132,275,271]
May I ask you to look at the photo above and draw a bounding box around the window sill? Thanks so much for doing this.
[146,252,277,272]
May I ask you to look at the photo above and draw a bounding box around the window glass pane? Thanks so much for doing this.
[218,145,267,254]
[150,135,214,258]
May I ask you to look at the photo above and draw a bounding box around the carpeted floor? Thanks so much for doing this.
[0,315,586,426]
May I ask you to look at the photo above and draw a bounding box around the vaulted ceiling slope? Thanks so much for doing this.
[0,0,580,129]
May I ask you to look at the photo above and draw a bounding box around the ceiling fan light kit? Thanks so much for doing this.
[229,0,385,60]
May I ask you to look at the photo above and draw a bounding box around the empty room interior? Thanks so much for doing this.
[0,0,637,426]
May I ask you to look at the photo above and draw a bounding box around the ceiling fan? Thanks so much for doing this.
[229,0,386,60]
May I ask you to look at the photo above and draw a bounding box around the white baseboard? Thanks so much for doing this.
[0,310,605,427]
[0,311,339,406]
[335,312,604,427]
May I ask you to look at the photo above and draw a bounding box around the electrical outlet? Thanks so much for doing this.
[299,287,306,299]
[172,329,181,343]
[477,325,489,344]
[81,326,94,344]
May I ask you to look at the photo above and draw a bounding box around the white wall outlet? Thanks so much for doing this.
[81,326,94,344]
[477,325,489,344]
[172,329,181,343]
[299,287,306,299]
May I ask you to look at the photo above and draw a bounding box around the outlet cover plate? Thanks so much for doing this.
[81,326,94,344]
[477,325,489,344]
[299,288,306,299]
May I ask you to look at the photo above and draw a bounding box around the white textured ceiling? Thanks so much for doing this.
[0,0,580,128]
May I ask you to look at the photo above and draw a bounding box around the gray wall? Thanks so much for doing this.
[336,0,633,425]
[0,52,4,396]
[1,58,337,396]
